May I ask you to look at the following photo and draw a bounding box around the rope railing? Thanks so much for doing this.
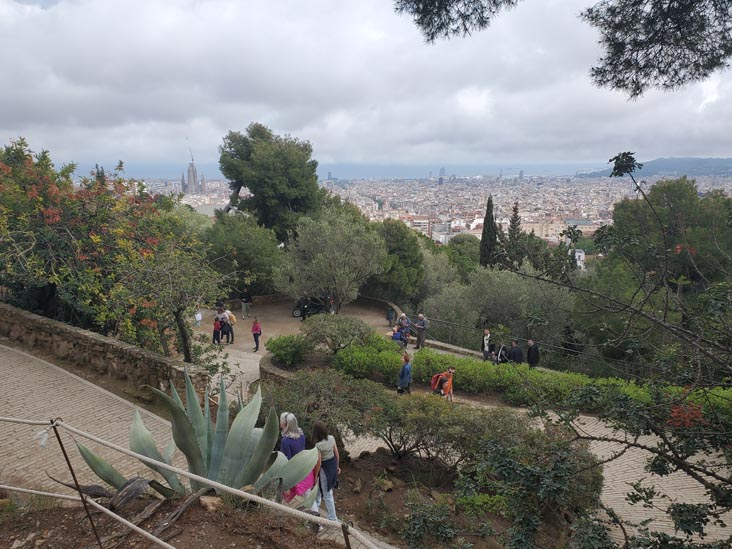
[1,415,379,549]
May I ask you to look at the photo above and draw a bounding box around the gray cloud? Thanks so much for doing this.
[1,0,730,176]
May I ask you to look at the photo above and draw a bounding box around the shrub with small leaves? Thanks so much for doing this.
[265,334,314,368]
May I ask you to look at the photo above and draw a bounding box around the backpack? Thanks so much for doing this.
[227,311,236,325]
[430,372,443,391]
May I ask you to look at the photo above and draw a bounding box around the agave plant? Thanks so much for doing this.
[75,371,318,506]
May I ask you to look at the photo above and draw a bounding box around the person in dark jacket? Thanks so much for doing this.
[508,339,523,363]
[397,352,412,394]
[527,339,540,368]
[494,340,509,364]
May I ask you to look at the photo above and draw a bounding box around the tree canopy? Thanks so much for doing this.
[395,0,732,97]
[218,123,325,242]
[274,206,387,312]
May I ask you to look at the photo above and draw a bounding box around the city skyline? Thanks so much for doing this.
[2,0,731,177]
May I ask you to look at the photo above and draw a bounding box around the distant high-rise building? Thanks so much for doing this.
[180,172,187,193]
[429,170,432,179]
[519,170,524,182]
[327,171,332,180]
[200,173,206,194]
[187,160,198,195]
[439,167,446,177]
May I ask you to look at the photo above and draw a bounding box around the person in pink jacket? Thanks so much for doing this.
[251,317,262,352]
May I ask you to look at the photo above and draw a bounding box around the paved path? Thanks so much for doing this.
[0,338,392,549]
[0,343,176,496]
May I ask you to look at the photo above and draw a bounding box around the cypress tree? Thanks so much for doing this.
[479,195,497,266]
[506,201,523,268]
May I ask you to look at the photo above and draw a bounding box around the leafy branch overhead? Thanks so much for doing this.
[395,0,732,97]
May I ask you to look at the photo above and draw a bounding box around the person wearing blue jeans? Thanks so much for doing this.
[310,421,340,529]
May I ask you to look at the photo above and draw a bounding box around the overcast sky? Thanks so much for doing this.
[2,0,731,178]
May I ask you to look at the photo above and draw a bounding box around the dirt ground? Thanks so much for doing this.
[335,448,563,549]
[0,493,343,549]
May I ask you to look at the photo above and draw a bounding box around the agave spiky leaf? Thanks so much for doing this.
[109,477,150,511]
[236,407,279,488]
[204,385,213,470]
[299,482,319,508]
[185,370,209,472]
[207,377,229,481]
[150,387,206,488]
[279,447,319,492]
[170,382,185,410]
[129,410,184,494]
[162,438,176,465]
[75,440,127,490]
[217,387,262,486]
[253,452,288,493]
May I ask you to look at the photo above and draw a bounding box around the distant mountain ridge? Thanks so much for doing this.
[577,157,732,178]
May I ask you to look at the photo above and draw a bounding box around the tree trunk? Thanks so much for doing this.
[223,183,242,213]
[174,309,193,363]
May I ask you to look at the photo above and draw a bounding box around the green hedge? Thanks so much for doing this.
[332,342,732,418]
[264,334,314,368]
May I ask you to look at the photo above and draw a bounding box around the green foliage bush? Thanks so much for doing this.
[264,335,314,369]
[332,339,732,422]
[457,493,508,517]
[403,499,457,548]
[300,314,375,354]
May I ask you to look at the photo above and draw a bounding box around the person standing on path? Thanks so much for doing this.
[413,313,429,350]
[397,352,412,394]
[279,412,315,503]
[212,317,222,345]
[396,313,411,347]
[251,317,262,352]
[508,339,523,363]
[480,328,495,362]
[240,287,252,319]
[310,421,340,526]
[494,340,509,364]
[224,308,236,344]
[527,339,541,368]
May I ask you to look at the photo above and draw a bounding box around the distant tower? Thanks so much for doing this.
[200,173,206,194]
[439,167,446,177]
[499,169,503,181]
[519,169,524,182]
[180,171,187,193]
[186,148,199,195]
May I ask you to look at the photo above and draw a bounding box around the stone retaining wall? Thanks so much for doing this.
[0,303,207,398]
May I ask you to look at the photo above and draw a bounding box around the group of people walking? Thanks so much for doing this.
[480,328,541,367]
[279,413,341,531]
[390,312,429,349]
[209,288,262,351]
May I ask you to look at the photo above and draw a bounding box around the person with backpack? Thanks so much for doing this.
[224,308,236,344]
[431,367,455,401]
[397,352,412,395]
[216,307,231,344]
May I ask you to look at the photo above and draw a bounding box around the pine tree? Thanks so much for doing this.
[479,195,497,267]
[506,201,523,268]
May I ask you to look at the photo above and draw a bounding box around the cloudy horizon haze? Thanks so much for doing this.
[2,0,731,179]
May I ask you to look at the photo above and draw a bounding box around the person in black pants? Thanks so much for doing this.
[527,339,540,368]
[508,340,523,363]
